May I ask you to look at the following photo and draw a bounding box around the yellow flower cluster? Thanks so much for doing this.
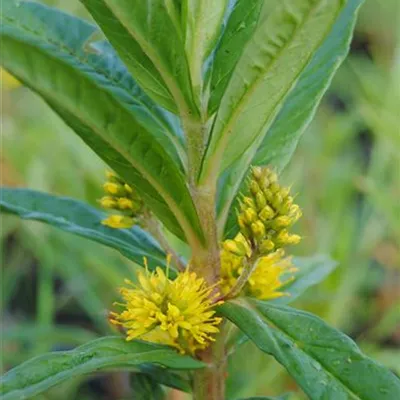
[110,260,222,355]
[238,166,301,250]
[99,171,144,229]
[221,167,302,299]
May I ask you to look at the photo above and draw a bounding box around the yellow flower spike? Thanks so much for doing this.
[99,171,146,229]
[221,166,302,300]
[101,215,135,229]
[111,260,223,355]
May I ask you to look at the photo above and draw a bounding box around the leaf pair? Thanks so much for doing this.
[0,0,203,245]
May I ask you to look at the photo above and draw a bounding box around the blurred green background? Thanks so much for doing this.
[1,0,399,399]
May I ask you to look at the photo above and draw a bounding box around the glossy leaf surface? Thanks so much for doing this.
[220,301,400,400]
[0,337,204,400]
[0,188,167,270]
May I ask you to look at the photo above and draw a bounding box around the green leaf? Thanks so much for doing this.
[0,188,167,270]
[2,324,98,347]
[208,0,264,114]
[138,364,192,393]
[219,301,400,400]
[80,3,175,113]
[217,0,364,235]
[184,0,228,99]
[201,0,352,183]
[253,0,364,169]
[0,0,204,244]
[0,337,204,400]
[275,255,338,304]
[130,373,165,400]
[81,0,198,116]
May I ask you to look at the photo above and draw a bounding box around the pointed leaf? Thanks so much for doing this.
[217,0,364,234]
[0,337,204,400]
[0,0,204,243]
[219,301,400,400]
[130,374,165,400]
[0,188,167,270]
[82,0,198,116]
[184,0,228,98]
[208,0,264,114]
[80,2,176,112]
[276,255,338,304]
[200,0,358,183]
[138,364,191,393]
[253,0,364,169]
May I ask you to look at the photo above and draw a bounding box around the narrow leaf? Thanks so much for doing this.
[208,0,264,114]
[0,188,167,270]
[201,0,350,182]
[220,301,400,400]
[138,364,192,393]
[0,337,204,400]
[0,0,204,243]
[80,1,176,112]
[184,0,228,99]
[82,0,199,116]
[253,0,364,169]
[130,374,165,400]
[276,255,338,304]
[217,0,364,235]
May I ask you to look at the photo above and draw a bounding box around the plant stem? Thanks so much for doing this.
[224,252,260,299]
[185,115,225,400]
[193,322,227,400]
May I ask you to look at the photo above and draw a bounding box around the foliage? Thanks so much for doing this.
[1,0,399,399]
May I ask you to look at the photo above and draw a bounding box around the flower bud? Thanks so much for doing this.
[272,193,283,209]
[103,182,125,196]
[251,221,266,240]
[272,216,291,229]
[243,208,258,224]
[99,196,117,209]
[223,240,247,256]
[102,215,135,229]
[280,186,290,199]
[259,205,275,222]
[118,197,134,210]
[286,234,301,245]
[243,196,256,210]
[255,192,266,210]
[269,182,280,194]
[249,180,261,196]
[259,239,275,254]
[251,166,263,180]
[268,171,278,183]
